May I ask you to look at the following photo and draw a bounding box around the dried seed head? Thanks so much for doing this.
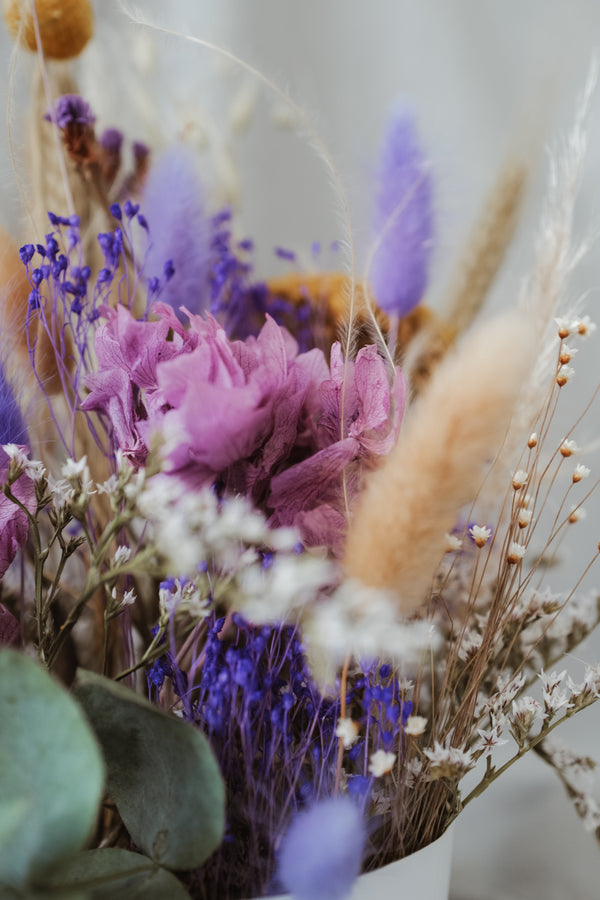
[568,506,586,524]
[507,541,526,564]
[517,492,532,509]
[556,365,575,387]
[527,432,538,449]
[518,509,533,528]
[573,315,596,337]
[3,0,93,60]
[560,439,578,458]
[573,464,591,484]
[444,532,462,552]
[512,469,528,490]
[470,524,491,548]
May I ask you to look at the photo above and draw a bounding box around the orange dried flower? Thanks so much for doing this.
[3,0,93,60]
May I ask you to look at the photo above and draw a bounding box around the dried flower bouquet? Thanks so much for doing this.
[0,4,599,900]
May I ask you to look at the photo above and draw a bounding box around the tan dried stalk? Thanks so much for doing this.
[443,162,527,336]
[343,308,534,615]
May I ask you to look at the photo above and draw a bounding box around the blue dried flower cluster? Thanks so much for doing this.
[147,612,415,898]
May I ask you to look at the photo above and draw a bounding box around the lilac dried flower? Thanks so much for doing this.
[278,796,365,900]
[370,102,433,316]
[45,94,96,129]
[141,144,211,319]
[99,127,123,155]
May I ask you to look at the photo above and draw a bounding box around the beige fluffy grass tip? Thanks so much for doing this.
[343,308,534,615]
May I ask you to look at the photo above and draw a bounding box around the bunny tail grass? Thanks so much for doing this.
[343,309,534,615]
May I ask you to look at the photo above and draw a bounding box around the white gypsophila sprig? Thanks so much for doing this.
[61,456,95,513]
[302,578,441,684]
[335,717,360,749]
[158,577,211,621]
[46,474,75,512]
[237,552,334,622]
[369,750,397,777]
[139,475,334,626]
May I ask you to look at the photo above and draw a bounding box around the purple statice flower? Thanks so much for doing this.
[370,102,433,317]
[190,614,343,897]
[209,218,315,351]
[45,94,96,129]
[0,447,36,579]
[99,127,123,155]
[278,796,365,900]
[99,128,123,184]
[141,144,211,319]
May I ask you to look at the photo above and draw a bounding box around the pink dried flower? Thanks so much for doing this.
[0,446,36,579]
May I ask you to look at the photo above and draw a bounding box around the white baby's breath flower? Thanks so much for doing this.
[558,344,578,365]
[238,553,334,622]
[61,456,95,498]
[444,533,462,552]
[556,364,575,387]
[121,589,136,607]
[507,541,526,564]
[24,460,46,481]
[113,546,132,567]
[518,508,533,528]
[405,715,427,737]
[335,717,360,749]
[98,474,119,495]
[47,475,74,510]
[572,315,596,337]
[573,464,590,483]
[470,524,491,548]
[369,750,397,777]
[512,470,528,490]
[568,505,586,524]
[303,579,439,683]
[2,444,28,467]
[560,439,578,458]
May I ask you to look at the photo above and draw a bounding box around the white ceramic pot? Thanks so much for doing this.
[262,825,454,900]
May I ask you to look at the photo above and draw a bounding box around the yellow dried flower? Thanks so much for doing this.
[3,0,93,60]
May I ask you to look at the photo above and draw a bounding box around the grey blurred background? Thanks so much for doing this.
[2,1,600,897]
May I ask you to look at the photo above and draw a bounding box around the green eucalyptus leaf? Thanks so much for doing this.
[0,650,104,889]
[45,848,191,899]
[74,672,225,870]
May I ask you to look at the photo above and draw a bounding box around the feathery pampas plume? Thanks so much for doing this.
[343,308,535,615]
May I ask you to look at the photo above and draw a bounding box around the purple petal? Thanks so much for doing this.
[0,603,20,647]
[0,449,36,579]
[278,796,365,900]
[370,102,433,316]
